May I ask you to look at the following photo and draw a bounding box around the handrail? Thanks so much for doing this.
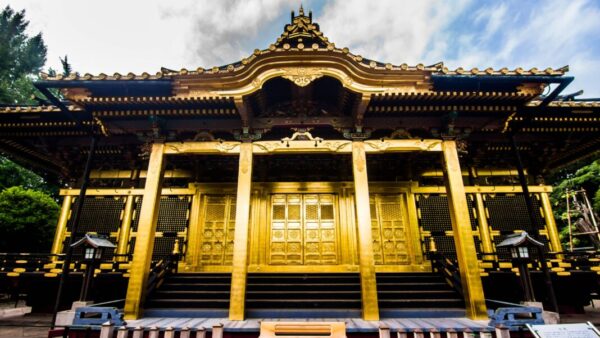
[428,252,463,296]
[145,254,180,297]
[486,298,527,308]
[89,299,125,308]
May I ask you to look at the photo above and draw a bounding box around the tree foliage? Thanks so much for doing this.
[0,186,59,252]
[0,156,51,193]
[0,6,60,253]
[550,159,600,248]
[0,5,47,104]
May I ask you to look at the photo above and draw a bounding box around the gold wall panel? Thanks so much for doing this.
[370,194,410,265]
[198,195,236,265]
[269,193,339,265]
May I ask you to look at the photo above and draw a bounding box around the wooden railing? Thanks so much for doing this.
[145,254,179,297]
[429,251,464,296]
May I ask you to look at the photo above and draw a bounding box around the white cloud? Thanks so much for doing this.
[7,0,296,74]
[317,0,472,65]
[442,0,600,97]
[159,0,298,68]
[5,0,600,97]
[473,3,508,41]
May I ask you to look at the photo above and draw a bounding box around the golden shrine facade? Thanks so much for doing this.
[1,7,599,323]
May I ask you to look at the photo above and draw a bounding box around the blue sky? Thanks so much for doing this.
[8,0,600,97]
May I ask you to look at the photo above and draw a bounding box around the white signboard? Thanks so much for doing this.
[527,322,600,338]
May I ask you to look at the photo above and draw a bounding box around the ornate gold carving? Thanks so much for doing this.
[240,148,250,174]
[281,67,324,87]
[353,145,366,173]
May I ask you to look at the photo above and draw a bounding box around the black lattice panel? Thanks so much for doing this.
[418,195,453,232]
[67,197,125,234]
[418,194,481,259]
[485,194,544,232]
[152,236,185,260]
[417,194,477,232]
[157,196,191,232]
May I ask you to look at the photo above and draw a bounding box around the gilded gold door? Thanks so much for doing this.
[198,195,236,265]
[269,194,339,265]
[370,194,411,265]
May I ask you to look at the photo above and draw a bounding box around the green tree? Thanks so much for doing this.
[0,5,47,104]
[550,159,600,249]
[0,186,59,252]
[0,156,50,192]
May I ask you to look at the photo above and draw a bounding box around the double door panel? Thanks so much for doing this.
[189,185,423,272]
[269,194,339,265]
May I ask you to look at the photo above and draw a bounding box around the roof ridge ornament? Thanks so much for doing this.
[280,5,326,49]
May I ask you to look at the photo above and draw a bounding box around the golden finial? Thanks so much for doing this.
[428,237,437,253]
[299,4,305,16]
[172,239,181,255]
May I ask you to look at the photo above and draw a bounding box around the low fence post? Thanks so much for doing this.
[100,322,115,338]
[132,326,144,338]
[116,326,128,338]
[495,325,510,338]
[148,326,159,338]
[379,326,390,338]
[213,324,224,338]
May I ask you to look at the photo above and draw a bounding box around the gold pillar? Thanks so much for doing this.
[441,140,487,320]
[406,187,424,264]
[124,143,166,320]
[351,141,379,321]
[115,195,135,262]
[540,192,562,254]
[185,186,202,269]
[229,142,253,320]
[50,195,73,260]
[474,193,494,260]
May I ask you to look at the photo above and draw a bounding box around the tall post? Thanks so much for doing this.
[124,143,166,319]
[509,134,559,312]
[51,134,98,329]
[229,142,253,320]
[50,195,73,260]
[352,141,379,321]
[441,140,487,320]
[474,193,494,260]
[540,192,563,255]
[115,195,135,262]
[185,186,202,268]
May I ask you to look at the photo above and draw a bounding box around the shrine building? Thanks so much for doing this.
[0,7,599,331]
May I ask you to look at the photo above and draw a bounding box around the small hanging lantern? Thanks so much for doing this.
[71,233,116,301]
[72,234,116,263]
[497,231,544,302]
[497,231,543,261]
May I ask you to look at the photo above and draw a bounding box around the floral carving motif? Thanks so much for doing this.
[281,67,324,87]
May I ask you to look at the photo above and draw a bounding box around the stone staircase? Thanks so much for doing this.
[144,273,231,317]
[377,272,465,318]
[144,272,465,318]
[245,273,362,318]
